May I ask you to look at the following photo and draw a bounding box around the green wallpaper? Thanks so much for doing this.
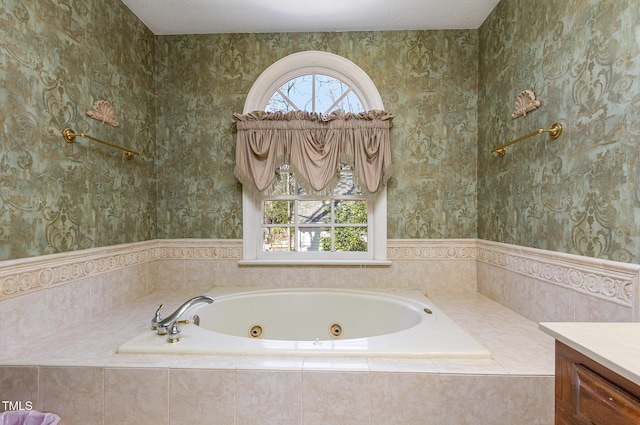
[0,0,156,260]
[155,31,479,241]
[3,0,638,264]
[477,0,640,262]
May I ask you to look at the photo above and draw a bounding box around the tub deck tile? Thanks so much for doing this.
[302,358,370,371]
[2,288,554,378]
[171,355,240,370]
[429,291,555,376]
[432,358,508,375]
[237,357,305,370]
[367,357,438,373]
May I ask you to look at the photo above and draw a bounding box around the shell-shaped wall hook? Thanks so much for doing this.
[511,90,541,119]
[86,100,119,127]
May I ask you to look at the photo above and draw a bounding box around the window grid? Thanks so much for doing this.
[262,191,368,253]
[266,73,360,115]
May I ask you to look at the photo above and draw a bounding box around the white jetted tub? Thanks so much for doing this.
[118,288,490,358]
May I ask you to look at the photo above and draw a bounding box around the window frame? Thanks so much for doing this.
[239,51,389,265]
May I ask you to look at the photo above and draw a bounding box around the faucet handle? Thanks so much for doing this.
[150,304,164,330]
[167,321,181,343]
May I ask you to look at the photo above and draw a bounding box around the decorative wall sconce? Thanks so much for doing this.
[86,100,119,127]
[511,90,541,119]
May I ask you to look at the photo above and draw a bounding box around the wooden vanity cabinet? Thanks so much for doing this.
[555,341,640,425]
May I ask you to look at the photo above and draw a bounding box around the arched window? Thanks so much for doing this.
[239,51,389,264]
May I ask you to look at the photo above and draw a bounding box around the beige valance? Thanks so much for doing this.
[232,110,394,199]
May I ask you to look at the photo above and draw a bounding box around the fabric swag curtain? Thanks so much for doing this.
[232,110,394,199]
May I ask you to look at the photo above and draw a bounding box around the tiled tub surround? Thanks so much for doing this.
[1,239,638,424]
[1,290,554,425]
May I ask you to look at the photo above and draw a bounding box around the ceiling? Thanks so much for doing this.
[121,0,501,35]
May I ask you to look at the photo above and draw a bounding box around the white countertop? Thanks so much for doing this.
[539,322,640,386]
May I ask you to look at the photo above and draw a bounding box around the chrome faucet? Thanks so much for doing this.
[153,295,214,339]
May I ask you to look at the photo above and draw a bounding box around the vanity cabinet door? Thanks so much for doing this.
[572,363,640,424]
[555,341,640,425]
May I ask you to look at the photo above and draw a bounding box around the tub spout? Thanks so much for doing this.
[156,295,214,335]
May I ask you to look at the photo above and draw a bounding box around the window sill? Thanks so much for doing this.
[238,259,392,267]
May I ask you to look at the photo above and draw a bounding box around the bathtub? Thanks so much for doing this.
[117,288,490,358]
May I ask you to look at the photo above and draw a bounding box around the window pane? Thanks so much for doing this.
[278,75,313,111]
[329,90,364,114]
[315,74,351,114]
[263,227,295,251]
[334,200,367,224]
[334,166,362,195]
[334,227,368,252]
[300,227,330,251]
[266,91,296,112]
[271,167,296,196]
[264,200,293,224]
[298,200,331,224]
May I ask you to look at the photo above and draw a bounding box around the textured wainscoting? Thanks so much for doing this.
[1,238,638,356]
[476,240,640,323]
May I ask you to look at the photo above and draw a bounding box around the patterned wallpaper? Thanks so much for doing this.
[155,31,479,241]
[0,0,156,260]
[3,0,638,264]
[477,0,640,262]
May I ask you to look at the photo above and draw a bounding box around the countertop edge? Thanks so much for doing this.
[539,322,640,386]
